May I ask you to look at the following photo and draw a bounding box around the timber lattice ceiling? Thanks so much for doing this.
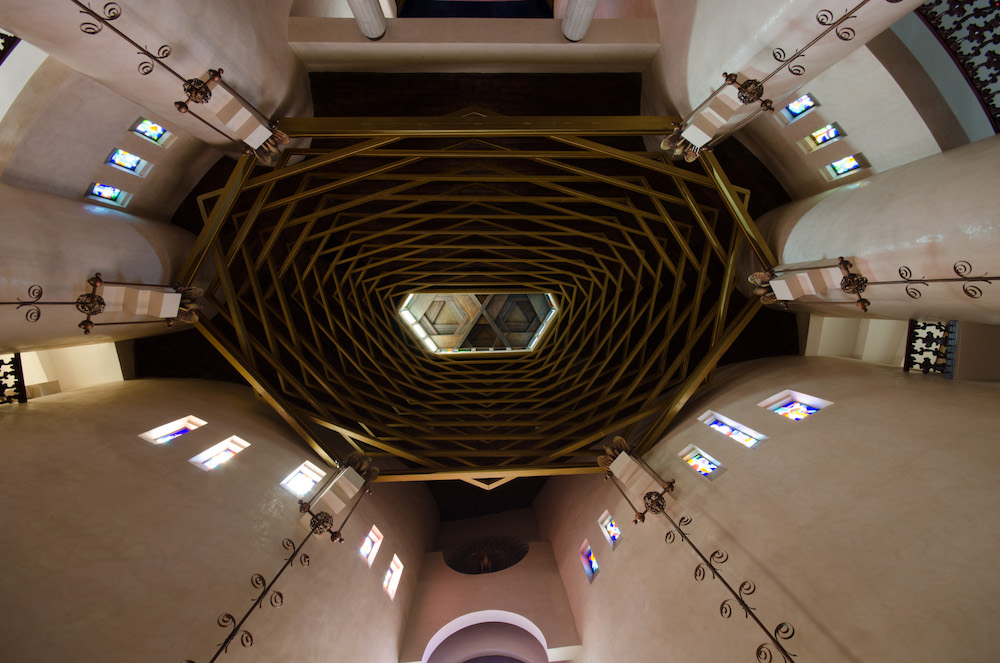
[178,109,775,489]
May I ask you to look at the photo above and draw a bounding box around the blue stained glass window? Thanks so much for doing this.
[773,400,819,420]
[785,95,815,117]
[604,518,621,543]
[708,419,758,448]
[155,426,192,444]
[830,155,860,176]
[109,149,142,171]
[134,119,166,142]
[811,124,839,145]
[580,544,599,579]
[91,183,121,201]
[685,452,719,476]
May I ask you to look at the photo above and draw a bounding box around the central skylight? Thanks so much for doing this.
[399,293,556,354]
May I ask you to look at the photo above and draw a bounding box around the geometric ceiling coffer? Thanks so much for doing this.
[399,292,556,353]
[178,108,777,488]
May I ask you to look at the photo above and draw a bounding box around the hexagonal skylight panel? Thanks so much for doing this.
[399,293,556,354]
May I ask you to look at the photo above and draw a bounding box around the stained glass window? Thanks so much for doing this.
[773,400,819,420]
[134,119,166,142]
[189,436,250,471]
[360,525,384,567]
[579,541,599,581]
[108,149,142,171]
[383,555,403,599]
[708,419,758,448]
[604,518,621,542]
[810,124,840,145]
[280,461,326,498]
[156,427,192,444]
[140,415,207,444]
[91,183,121,201]
[685,452,719,476]
[830,155,860,176]
[785,94,815,118]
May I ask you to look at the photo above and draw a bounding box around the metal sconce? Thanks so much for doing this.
[1,273,200,335]
[71,0,289,164]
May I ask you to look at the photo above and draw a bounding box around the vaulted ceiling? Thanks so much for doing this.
[176,105,776,490]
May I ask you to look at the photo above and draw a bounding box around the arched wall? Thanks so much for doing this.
[0,378,438,663]
[535,355,1000,662]
[0,182,197,352]
[425,617,549,663]
[401,536,580,662]
[751,133,1000,323]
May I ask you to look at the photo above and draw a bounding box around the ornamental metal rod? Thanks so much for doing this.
[705,100,773,148]
[658,507,796,663]
[679,74,737,128]
[604,470,643,515]
[198,485,369,663]
[214,76,271,128]
[69,0,187,84]
[759,0,873,87]
[205,525,315,663]
[186,107,238,141]
[302,467,348,511]
[605,468,796,662]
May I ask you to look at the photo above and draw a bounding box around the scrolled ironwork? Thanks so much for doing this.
[216,613,235,628]
[183,78,213,104]
[137,46,170,76]
[867,260,993,300]
[299,553,310,567]
[17,285,42,322]
[250,574,265,589]
[606,466,796,662]
[75,293,106,315]
[268,591,283,608]
[281,538,295,551]
[643,490,666,514]
[816,8,835,24]
[78,1,121,33]
[840,273,868,294]
[737,79,764,103]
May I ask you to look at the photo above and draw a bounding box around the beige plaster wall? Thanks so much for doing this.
[0,182,196,352]
[752,134,1000,324]
[401,541,580,662]
[0,379,437,663]
[536,355,1000,662]
[736,45,941,200]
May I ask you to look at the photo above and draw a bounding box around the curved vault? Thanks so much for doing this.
[179,109,774,488]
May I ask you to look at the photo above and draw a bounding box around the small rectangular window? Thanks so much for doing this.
[679,444,725,480]
[698,410,766,448]
[829,155,860,175]
[383,554,403,600]
[91,182,121,200]
[280,461,326,497]
[131,117,173,146]
[758,390,832,420]
[810,124,840,145]
[360,525,384,567]
[87,182,131,207]
[139,415,207,444]
[189,436,250,471]
[579,540,599,582]
[785,94,815,117]
[598,511,622,550]
[106,148,151,176]
[777,93,819,125]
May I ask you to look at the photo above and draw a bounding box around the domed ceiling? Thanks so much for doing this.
[176,105,776,490]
